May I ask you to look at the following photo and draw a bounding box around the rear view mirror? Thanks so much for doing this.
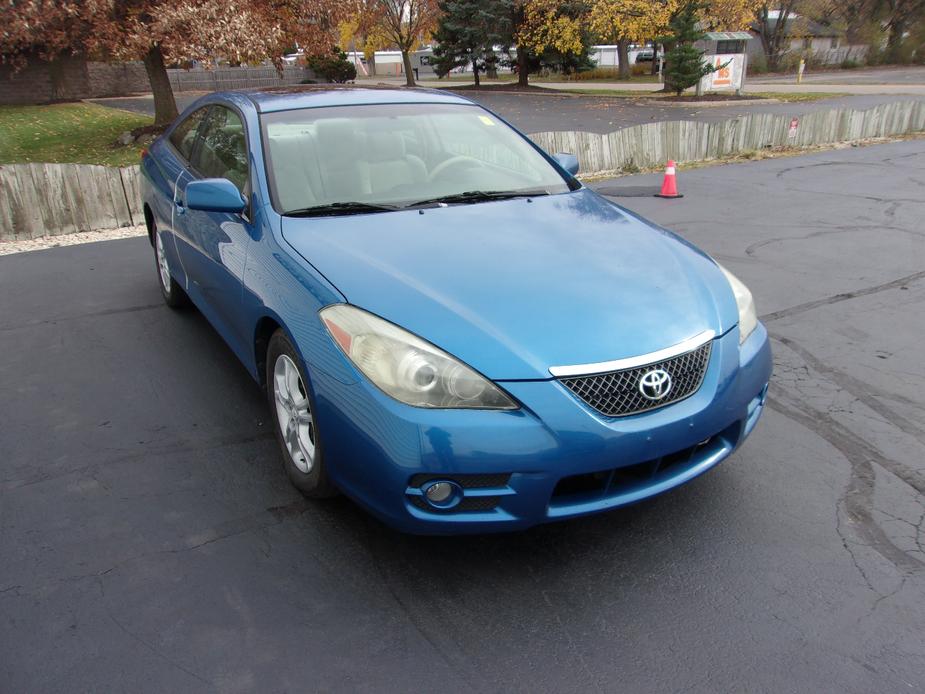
[553,152,580,176]
[185,178,246,213]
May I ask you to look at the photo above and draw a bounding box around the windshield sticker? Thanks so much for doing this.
[478,115,496,126]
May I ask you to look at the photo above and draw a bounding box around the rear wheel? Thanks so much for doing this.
[153,224,188,308]
[267,329,337,498]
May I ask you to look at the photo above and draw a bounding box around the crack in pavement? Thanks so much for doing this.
[358,517,488,692]
[774,160,890,178]
[744,224,925,258]
[768,392,923,575]
[109,613,215,688]
[760,270,925,323]
[774,335,925,446]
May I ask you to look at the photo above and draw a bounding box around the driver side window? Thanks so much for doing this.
[191,106,249,194]
[168,107,209,161]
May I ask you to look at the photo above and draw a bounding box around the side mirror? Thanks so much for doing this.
[185,178,246,213]
[553,152,580,176]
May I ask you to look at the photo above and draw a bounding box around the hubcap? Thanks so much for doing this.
[156,232,171,291]
[273,354,315,473]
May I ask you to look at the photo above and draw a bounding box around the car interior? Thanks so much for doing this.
[264,110,554,212]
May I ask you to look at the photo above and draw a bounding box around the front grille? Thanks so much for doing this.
[549,421,739,507]
[558,341,712,417]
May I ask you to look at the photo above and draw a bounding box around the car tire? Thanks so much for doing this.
[266,329,338,498]
[153,224,188,308]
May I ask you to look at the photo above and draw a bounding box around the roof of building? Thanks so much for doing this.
[703,31,753,41]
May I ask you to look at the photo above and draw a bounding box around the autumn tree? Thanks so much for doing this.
[589,0,676,78]
[701,0,764,30]
[877,0,925,61]
[0,1,106,99]
[92,1,348,125]
[2,0,347,127]
[359,0,440,86]
[514,0,587,85]
[339,11,393,75]
[753,2,802,71]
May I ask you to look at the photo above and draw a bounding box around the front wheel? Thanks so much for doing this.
[266,329,337,498]
[154,226,188,308]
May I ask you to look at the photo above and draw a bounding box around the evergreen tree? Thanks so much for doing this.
[660,1,718,96]
[432,0,511,86]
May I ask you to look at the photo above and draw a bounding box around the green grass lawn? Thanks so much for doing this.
[532,73,661,84]
[561,88,841,102]
[0,102,153,168]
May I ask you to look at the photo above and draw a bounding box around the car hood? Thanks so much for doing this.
[282,189,738,380]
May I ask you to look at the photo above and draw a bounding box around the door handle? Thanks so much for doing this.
[174,199,186,215]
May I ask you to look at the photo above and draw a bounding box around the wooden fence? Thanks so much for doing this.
[530,101,925,176]
[168,66,312,93]
[1,101,923,241]
[0,164,142,241]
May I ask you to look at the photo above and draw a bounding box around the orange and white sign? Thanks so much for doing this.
[699,54,744,92]
[712,57,733,87]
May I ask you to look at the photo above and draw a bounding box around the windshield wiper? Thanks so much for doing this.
[283,201,400,217]
[406,189,551,208]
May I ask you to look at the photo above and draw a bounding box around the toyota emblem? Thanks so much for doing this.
[639,368,672,400]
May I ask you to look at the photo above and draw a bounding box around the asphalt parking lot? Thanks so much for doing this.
[2,140,924,692]
[91,91,925,134]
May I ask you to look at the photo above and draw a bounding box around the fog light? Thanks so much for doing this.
[425,482,453,503]
[422,480,461,509]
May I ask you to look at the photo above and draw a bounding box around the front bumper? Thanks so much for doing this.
[312,323,772,534]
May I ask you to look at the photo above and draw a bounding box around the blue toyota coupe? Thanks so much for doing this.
[141,86,771,534]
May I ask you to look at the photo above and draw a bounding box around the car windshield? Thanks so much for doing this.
[260,102,577,215]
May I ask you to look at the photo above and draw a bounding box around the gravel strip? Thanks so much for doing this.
[0,225,147,256]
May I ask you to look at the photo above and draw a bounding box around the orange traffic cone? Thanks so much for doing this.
[655,160,683,199]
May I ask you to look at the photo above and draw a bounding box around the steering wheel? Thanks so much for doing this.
[429,155,481,181]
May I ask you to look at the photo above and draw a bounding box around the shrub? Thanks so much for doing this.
[661,1,716,95]
[746,51,768,75]
[307,48,357,83]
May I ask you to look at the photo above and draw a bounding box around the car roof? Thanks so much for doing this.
[235,85,475,113]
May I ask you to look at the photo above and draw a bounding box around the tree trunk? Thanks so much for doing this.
[472,58,480,87]
[517,46,529,87]
[486,52,498,79]
[885,19,906,64]
[143,44,178,127]
[617,40,630,80]
[401,49,416,87]
[651,44,660,75]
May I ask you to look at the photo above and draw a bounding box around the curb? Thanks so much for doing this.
[638,98,781,107]
[440,88,780,106]
[443,88,628,99]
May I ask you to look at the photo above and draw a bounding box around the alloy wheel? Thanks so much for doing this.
[273,354,315,473]
[156,232,171,291]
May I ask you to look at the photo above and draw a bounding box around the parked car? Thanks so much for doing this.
[141,86,771,534]
[635,48,655,63]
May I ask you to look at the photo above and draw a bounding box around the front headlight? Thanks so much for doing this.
[717,264,757,344]
[320,304,517,410]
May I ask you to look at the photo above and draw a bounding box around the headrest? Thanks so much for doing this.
[316,119,357,158]
[365,129,406,162]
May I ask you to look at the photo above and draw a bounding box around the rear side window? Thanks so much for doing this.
[192,106,249,193]
[169,108,209,160]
